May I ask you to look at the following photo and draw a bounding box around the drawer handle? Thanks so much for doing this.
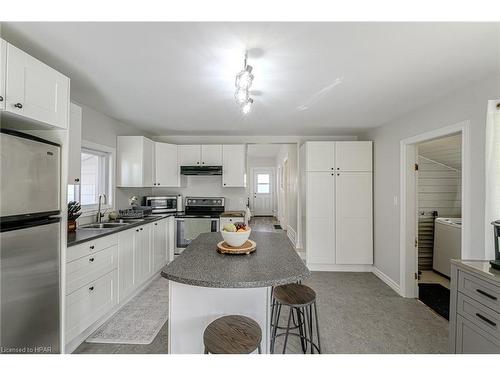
[476,289,498,300]
[89,257,95,262]
[140,228,143,231]
[89,245,95,250]
[476,313,497,327]
[89,286,94,291]
[14,102,23,109]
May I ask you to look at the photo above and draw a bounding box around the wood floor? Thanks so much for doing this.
[75,272,448,354]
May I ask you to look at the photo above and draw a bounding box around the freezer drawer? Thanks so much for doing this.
[0,130,60,219]
[0,219,61,353]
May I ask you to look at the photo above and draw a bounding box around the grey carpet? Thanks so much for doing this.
[76,272,448,354]
[85,276,169,345]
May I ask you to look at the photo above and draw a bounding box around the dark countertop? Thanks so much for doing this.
[161,232,310,288]
[67,214,175,247]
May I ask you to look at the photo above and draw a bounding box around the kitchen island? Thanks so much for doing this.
[161,231,310,354]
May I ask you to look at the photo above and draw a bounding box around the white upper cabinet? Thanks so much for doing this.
[68,103,82,185]
[117,136,154,187]
[0,39,6,110]
[201,145,223,166]
[154,142,181,187]
[222,144,246,187]
[4,41,70,129]
[178,145,202,166]
[178,144,223,166]
[335,171,373,264]
[335,141,372,172]
[305,142,335,171]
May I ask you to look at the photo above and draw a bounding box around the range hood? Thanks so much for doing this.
[180,165,223,176]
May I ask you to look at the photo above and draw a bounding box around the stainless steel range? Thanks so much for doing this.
[175,197,224,254]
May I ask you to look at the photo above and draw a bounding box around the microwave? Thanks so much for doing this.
[144,196,178,213]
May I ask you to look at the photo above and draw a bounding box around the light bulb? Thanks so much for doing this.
[235,65,254,90]
[241,98,253,115]
[234,88,248,104]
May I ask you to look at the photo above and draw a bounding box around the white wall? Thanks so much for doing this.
[77,103,153,210]
[362,72,500,284]
[417,156,461,217]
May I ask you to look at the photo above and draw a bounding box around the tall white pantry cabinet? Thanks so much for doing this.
[302,141,373,271]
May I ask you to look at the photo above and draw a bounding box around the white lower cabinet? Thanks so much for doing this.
[133,224,152,286]
[118,228,135,302]
[167,216,175,262]
[66,270,118,344]
[152,219,168,272]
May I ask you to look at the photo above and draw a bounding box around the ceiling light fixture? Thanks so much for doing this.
[235,52,255,115]
[241,98,253,115]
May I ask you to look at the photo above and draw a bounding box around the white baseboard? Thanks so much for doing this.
[65,271,161,353]
[372,267,402,296]
[307,263,374,272]
[286,225,297,248]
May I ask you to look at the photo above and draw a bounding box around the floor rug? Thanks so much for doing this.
[418,283,450,320]
[274,225,282,229]
[86,277,169,344]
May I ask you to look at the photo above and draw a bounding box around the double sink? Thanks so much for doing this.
[79,217,160,231]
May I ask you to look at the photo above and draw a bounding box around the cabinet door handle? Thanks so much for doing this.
[140,228,143,231]
[89,286,94,291]
[14,103,23,109]
[476,313,497,327]
[89,257,95,262]
[157,183,160,186]
[0,95,3,102]
[89,245,95,250]
[154,223,158,226]
[476,289,497,300]
[136,229,139,232]
[75,178,80,182]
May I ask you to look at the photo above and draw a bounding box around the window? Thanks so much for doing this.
[257,173,270,194]
[67,142,114,211]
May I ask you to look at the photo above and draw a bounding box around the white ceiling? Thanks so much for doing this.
[418,133,462,170]
[1,22,498,136]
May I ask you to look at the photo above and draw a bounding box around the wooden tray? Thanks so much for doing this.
[217,240,256,255]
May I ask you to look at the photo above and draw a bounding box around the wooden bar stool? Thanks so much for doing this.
[271,283,321,354]
[203,315,262,354]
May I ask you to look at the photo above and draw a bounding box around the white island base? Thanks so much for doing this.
[168,281,272,354]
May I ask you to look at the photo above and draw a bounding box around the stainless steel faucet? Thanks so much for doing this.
[96,194,107,223]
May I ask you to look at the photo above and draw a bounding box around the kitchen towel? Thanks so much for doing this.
[184,218,212,240]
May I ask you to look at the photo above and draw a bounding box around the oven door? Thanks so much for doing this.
[175,218,219,255]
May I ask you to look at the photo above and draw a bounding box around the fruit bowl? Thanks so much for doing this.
[221,227,252,247]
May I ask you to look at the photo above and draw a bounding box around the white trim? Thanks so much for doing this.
[286,224,297,248]
[399,121,470,298]
[372,267,402,296]
[307,264,373,272]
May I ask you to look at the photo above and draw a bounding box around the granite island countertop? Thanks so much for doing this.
[161,231,310,288]
[451,259,500,284]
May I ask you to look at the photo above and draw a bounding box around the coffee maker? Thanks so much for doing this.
[490,220,500,270]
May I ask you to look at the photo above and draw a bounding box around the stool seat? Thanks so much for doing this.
[203,315,262,354]
[273,283,316,307]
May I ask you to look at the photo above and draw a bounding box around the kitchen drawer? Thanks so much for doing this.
[65,270,117,344]
[458,270,500,313]
[66,244,118,295]
[67,234,119,263]
[456,314,500,353]
[457,292,500,338]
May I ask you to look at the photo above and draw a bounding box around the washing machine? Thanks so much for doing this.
[433,217,462,277]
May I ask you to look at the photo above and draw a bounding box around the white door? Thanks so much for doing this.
[335,172,373,264]
[306,142,335,172]
[0,39,6,110]
[155,142,179,187]
[252,169,274,216]
[201,145,222,166]
[118,229,135,302]
[178,145,201,166]
[68,103,82,185]
[222,144,246,187]
[335,141,373,172]
[306,172,335,265]
[5,43,70,129]
[152,220,167,272]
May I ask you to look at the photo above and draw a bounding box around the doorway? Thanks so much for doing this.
[400,121,470,302]
[251,168,275,216]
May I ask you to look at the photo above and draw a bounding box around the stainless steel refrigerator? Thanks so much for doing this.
[0,128,61,354]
